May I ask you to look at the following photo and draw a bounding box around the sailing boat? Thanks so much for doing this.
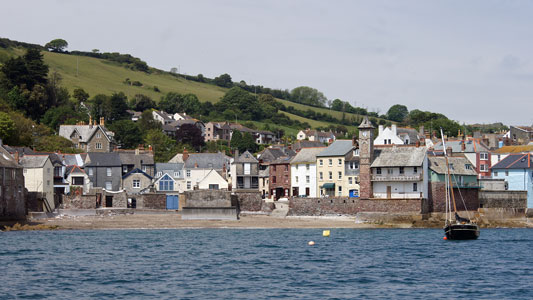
[441,129,480,240]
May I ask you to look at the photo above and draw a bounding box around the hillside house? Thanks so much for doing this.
[59,118,115,152]
[374,125,421,145]
[296,129,335,144]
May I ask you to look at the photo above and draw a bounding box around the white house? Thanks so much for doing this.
[65,165,91,195]
[152,110,174,125]
[198,169,229,190]
[154,163,184,194]
[374,125,420,145]
[296,129,335,144]
[290,147,325,197]
[370,146,428,199]
[183,153,230,191]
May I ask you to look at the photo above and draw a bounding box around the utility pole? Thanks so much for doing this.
[76,56,79,77]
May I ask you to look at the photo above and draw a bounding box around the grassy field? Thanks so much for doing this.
[0,46,382,134]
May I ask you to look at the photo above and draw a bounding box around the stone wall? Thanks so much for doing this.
[62,194,97,209]
[288,197,424,216]
[181,190,237,208]
[428,182,479,212]
[0,180,26,220]
[479,190,527,209]
[233,190,263,211]
[137,193,166,209]
[26,192,44,212]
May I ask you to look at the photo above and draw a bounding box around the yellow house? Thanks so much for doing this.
[316,140,357,197]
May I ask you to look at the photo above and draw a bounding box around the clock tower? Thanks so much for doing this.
[358,116,374,199]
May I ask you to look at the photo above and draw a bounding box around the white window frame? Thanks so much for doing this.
[338,172,342,180]
[480,153,489,160]
[413,182,418,192]
[132,179,140,188]
[306,175,310,183]
[480,164,488,172]
[174,171,179,177]
[319,172,323,180]
[88,168,93,176]
[329,159,332,166]
[295,176,299,183]
[186,170,191,178]
[186,181,191,190]
[96,142,102,149]
[329,171,332,180]
[319,160,323,166]
[105,181,112,190]
[338,159,342,166]
[96,132,101,138]
[107,168,112,176]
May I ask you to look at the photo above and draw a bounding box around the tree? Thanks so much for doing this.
[158,92,182,113]
[34,135,77,153]
[138,110,161,134]
[88,94,109,121]
[170,67,178,74]
[240,132,258,153]
[331,99,344,111]
[0,112,16,143]
[0,48,48,90]
[130,94,156,111]
[175,124,205,151]
[108,119,143,149]
[45,39,68,52]
[230,130,242,150]
[73,88,89,103]
[216,87,262,120]
[386,104,409,122]
[213,73,233,88]
[41,105,85,130]
[144,129,177,162]
[196,74,205,82]
[290,86,327,107]
[108,92,129,121]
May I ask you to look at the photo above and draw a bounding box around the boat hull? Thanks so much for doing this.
[444,223,480,240]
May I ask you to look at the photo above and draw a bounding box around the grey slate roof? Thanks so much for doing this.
[292,140,325,151]
[20,155,50,168]
[59,124,113,143]
[61,154,86,167]
[85,152,122,167]
[433,140,489,153]
[259,166,270,177]
[428,156,478,175]
[271,156,293,165]
[234,151,258,163]
[122,168,153,180]
[371,146,427,167]
[0,146,20,168]
[117,152,154,166]
[491,153,533,169]
[184,153,230,170]
[156,163,184,178]
[396,128,419,144]
[258,147,295,163]
[290,147,326,164]
[316,140,354,157]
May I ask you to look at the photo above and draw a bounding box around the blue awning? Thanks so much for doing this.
[321,183,335,189]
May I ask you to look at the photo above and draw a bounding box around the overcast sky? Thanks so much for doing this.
[2,0,532,125]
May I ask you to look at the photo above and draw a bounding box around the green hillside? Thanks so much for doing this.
[0,46,376,134]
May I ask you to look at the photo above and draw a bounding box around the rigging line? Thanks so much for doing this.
[450,172,473,220]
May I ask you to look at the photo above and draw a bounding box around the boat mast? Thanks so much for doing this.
[440,129,458,218]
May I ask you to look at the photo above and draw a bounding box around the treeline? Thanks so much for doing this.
[69,50,149,72]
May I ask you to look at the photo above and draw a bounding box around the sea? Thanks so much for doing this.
[1,228,533,299]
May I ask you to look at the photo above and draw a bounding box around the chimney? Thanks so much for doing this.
[148,145,153,152]
[100,117,105,126]
[234,149,239,159]
[135,148,140,155]
[93,120,97,126]
[14,151,19,164]
[461,141,466,152]
[391,124,397,135]
[183,148,189,161]
[89,116,92,126]
[378,125,384,135]
[446,146,453,157]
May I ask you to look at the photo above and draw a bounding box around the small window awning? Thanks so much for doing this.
[321,183,335,189]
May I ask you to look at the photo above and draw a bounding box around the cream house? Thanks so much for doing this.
[198,169,229,190]
[316,140,355,197]
[290,147,325,197]
[20,155,55,211]
[183,153,230,191]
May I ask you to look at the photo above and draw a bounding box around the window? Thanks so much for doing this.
[376,168,382,175]
[384,139,387,144]
[465,164,472,170]
[319,172,323,180]
[186,170,191,178]
[47,180,50,186]
[133,180,140,188]
[272,176,276,183]
[272,165,276,172]
[388,139,391,144]
[306,175,310,183]
[319,160,323,166]
[72,177,84,185]
[107,168,112,176]
[349,162,358,169]
[159,175,174,191]
[285,165,288,172]
[338,172,342,180]
[329,171,332,180]
[480,164,488,172]
[387,168,393,175]
[88,168,93,176]
[174,171,180,177]
[96,143,102,149]
[47,168,50,174]
[244,163,251,175]
[186,181,191,189]
[329,159,332,166]
[505,171,509,176]
[349,177,353,185]
[494,171,498,176]
[209,184,219,190]
[480,153,489,160]
[123,166,128,173]
[96,132,101,138]
[338,159,342,166]
[306,164,310,170]
[295,176,299,183]
[142,165,147,173]
[413,183,418,192]
[338,186,342,196]
[54,167,61,177]
[105,181,112,190]
[399,167,404,174]
[413,167,418,174]
[157,171,162,177]
[295,164,299,170]
[284,175,288,183]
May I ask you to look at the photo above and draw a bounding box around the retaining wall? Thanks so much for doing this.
[288,197,425,216]
[479,190,527,209]
[428,182,479,212]
[181,207,238,220]
[233,190,263,211]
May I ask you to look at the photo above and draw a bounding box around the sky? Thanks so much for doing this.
[2,0,532,125]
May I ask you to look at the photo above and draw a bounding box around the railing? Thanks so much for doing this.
[237,183,259,189]
[371,173,422,181]
[453,182,481,188]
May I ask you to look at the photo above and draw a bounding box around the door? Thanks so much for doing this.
[166,195,179,210]
[386,186,392,198]
[105,196,113,207]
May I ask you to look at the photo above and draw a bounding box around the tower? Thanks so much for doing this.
[358,116,374,199]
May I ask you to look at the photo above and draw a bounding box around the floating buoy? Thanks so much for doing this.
[443,236,447,240]
[323,230,330,237]
[308,241,315,246]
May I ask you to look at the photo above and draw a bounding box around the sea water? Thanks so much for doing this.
[1,228,533,299]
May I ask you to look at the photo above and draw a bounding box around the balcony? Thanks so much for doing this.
[371,173,422,182]
[237,183,259,189]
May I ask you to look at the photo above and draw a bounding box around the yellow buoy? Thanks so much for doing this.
[308,241,315,246]
[323,230,330,237]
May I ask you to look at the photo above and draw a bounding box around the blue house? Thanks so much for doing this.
[491,153,533,208]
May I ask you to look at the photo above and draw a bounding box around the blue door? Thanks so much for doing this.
[166,195,179,210]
